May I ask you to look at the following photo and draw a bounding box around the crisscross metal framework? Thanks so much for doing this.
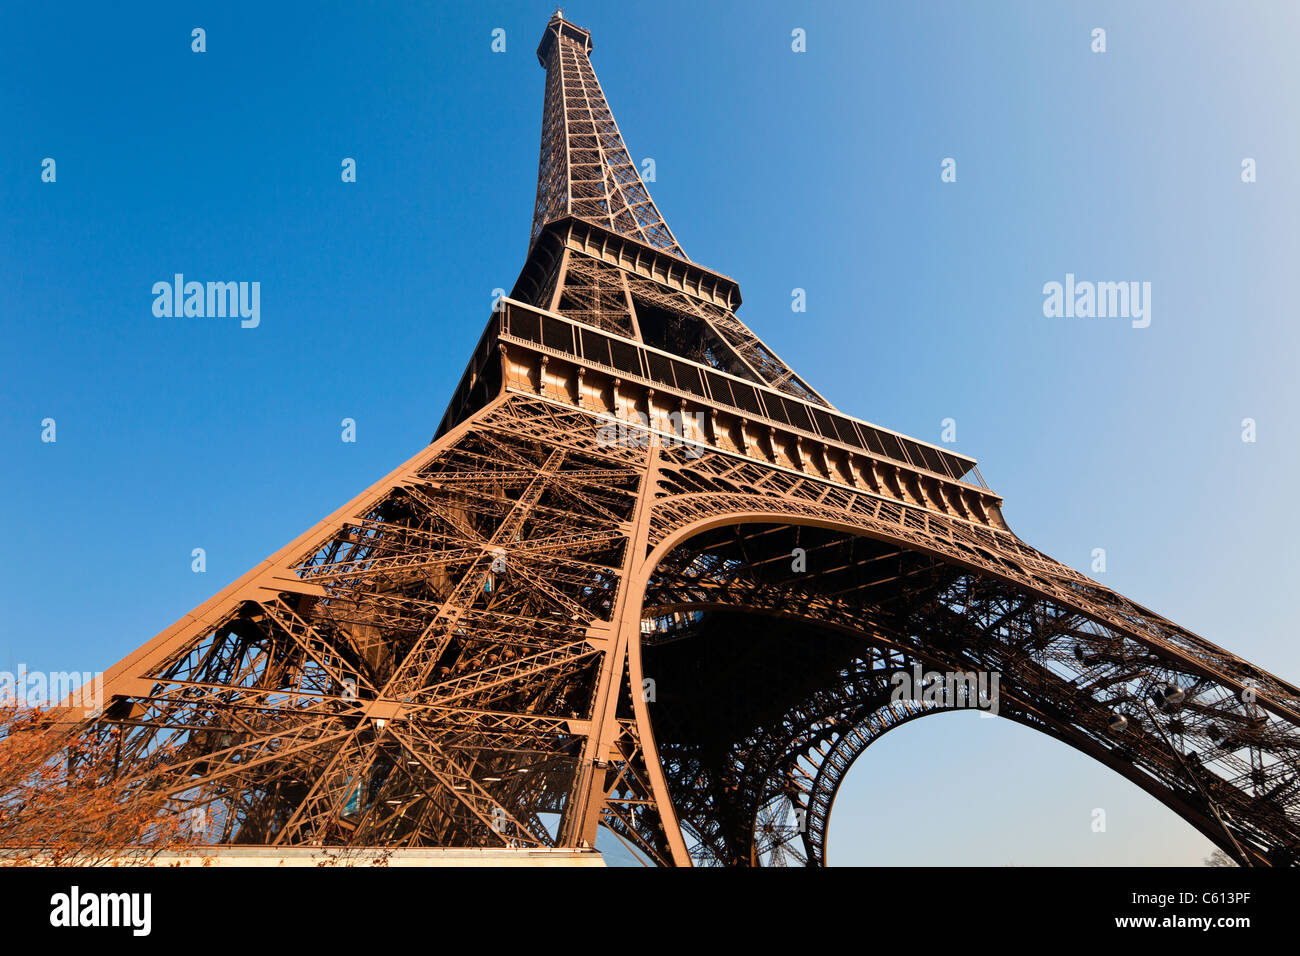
[52,12,1300,866]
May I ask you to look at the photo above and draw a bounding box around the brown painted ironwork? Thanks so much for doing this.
[56,12,1300,866]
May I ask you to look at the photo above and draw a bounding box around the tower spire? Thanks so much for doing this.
[532,13,684,257]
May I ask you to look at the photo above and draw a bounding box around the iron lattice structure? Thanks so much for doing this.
[56,13,1300,866]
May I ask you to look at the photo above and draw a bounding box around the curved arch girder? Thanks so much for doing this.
[633,492,1300,866]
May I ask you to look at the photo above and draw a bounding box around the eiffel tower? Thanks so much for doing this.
[61,12,1300,866]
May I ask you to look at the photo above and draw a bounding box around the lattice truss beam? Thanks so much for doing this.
[522,14,829,409]
[634,440,1300,866]
[531,19,682,257]
[57,392,1300,866]
[537,251,828,407]
[73,397,680,864]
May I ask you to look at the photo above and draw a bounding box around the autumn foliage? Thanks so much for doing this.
[0,704,196,866]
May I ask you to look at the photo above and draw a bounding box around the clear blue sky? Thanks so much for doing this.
[3,0,1297,865]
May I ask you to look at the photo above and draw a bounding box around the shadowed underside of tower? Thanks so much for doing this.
[59,12,1300,866]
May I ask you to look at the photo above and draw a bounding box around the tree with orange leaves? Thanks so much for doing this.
[0,704,198,866]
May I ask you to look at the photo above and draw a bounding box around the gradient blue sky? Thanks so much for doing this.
[3,1,1297,865]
